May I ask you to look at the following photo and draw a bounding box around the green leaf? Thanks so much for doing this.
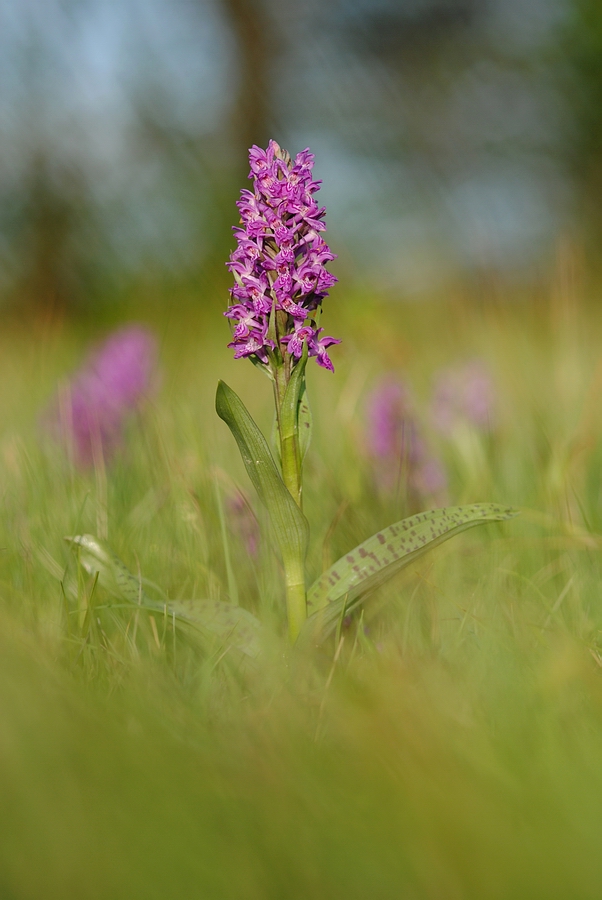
[168,599,262,658]
[300,504,518,644]
[64,534,263,658]
[215,380,309,566]
[271,349,311,478]
[280,346,308,454]
[65,534,148,605]
[271,375,312,465]
[279,350,308,504]
[248,353,273,380]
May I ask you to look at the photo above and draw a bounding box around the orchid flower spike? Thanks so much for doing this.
[225,140,340,373]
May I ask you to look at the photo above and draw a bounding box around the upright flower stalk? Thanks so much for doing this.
[222,140,339,640]
[216,142,513,650]
[60,154,515,662]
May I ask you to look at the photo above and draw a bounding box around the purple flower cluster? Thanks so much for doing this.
[46,325,158,466]
[225,140,340,371]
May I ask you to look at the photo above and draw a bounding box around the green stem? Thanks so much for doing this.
[273,359,303,507]
[272,366,286,438]
[280,424,302,507]
[283,554,307,643]
[273,350,307,639]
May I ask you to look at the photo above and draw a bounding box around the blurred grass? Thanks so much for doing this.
[2,282,602,897]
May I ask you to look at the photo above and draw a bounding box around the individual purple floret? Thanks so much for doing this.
[225,140,340,371]
[47,325,158,466]
[366,376,447,500]
[431,360,496,435]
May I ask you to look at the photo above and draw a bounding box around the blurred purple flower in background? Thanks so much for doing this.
[46,325,158,466]
[227,491,260,559]
[431,360,495,435]
[367,378,413,461]
[365,376,447,501]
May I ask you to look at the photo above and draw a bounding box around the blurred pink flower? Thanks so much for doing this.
[431,360,495,434]
[365,375,447,500]
[46,324,158,466]
[227,491,260,559]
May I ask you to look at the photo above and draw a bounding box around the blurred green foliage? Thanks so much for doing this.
[1,275,602,895]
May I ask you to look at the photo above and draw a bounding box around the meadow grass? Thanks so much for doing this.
[2,283,602,897]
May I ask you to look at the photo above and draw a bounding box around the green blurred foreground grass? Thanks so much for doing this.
[2,287,602,897]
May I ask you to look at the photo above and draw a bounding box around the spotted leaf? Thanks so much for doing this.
[65,534,263,658]
[301,504,518,644]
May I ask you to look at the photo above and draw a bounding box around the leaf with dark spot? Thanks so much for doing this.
[300,504,518,645]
